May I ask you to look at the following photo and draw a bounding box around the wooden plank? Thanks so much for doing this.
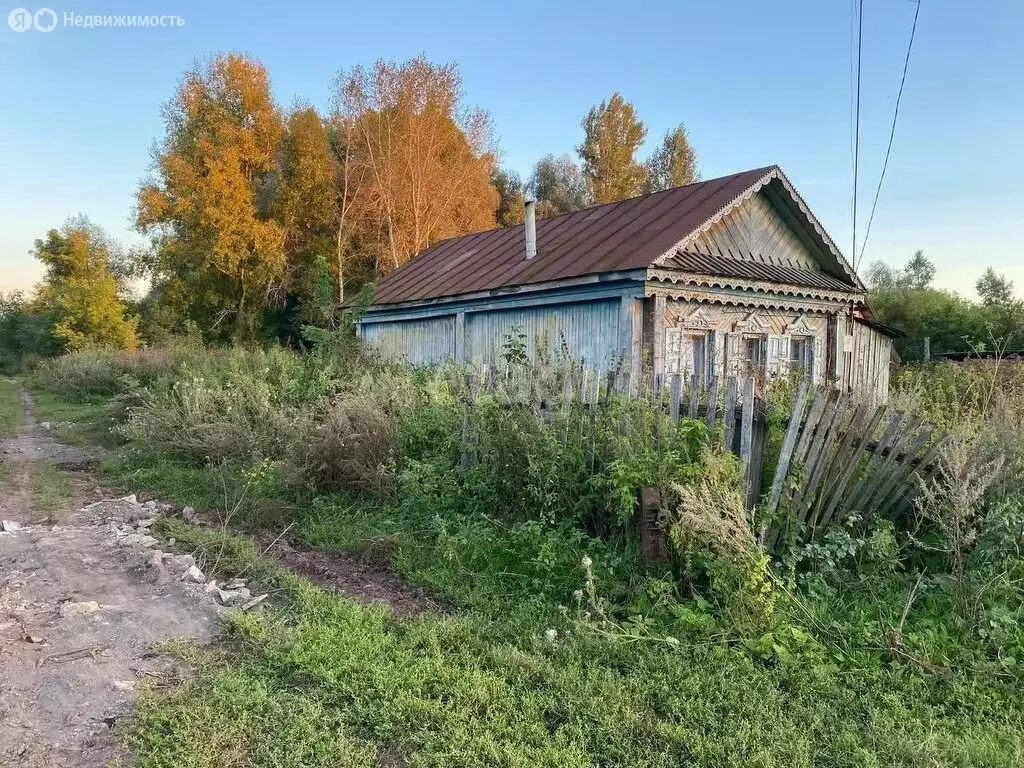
[639,488,669,563]
[588,371,601,472]
[560,372,573,444]
[704,375,720,433]
[459,372,475,469]
[578,368,590,441]
[863,424,934,517]
[805,401,868,530]
[765,377,811,516]
[669,373,682,425]
[787,390,840,517]
[746,399,768,510]
[889,448,944,522]
[687,374,700,419]
[739,377,756,491]
[878,431,945,519]
[790,386,829,471]
[843,411,906,513]
[722,376,738,452]
[793,392,849,535]
[850,414,921,515]
[815,404,888,532]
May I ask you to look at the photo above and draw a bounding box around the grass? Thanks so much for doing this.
[100,452,1024,768]
[28,386,118,447]
[0,379,24,436]
[120,516,1024,768]
[30,461,72,521]
[27,352,1024,767]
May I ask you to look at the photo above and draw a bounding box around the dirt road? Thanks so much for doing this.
[0,386,223,768]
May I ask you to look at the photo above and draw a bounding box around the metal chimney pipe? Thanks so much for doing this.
[524,199,537,259]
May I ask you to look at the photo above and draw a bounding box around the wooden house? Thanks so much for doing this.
[356,166,898,401]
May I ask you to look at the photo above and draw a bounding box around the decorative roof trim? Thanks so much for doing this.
[646,268,865,305]
[787,313,817,336]
[651,166,864,290]
[648,286,846,315]
[734,311,772,334]
[681,307,715,331]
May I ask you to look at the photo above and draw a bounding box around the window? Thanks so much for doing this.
[685,333,707,380]
[665,329,709,380]
[741,334,766,374]
[789,336,813,374]
[664,329,681,373]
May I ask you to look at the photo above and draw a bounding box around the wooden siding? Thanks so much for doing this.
[464,299,626,369]
[688,191,820,271]
[361,315,457,365]
[843,319,892,404]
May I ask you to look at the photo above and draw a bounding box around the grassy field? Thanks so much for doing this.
[0,379,23,436]
[118,513,1020,768]
[25,347,1024,767]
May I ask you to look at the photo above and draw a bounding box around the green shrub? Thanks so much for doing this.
[285,395,401,498]
[31,345,187,399]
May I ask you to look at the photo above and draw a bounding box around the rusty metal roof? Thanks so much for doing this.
[662,251,858,293]
[371,165,861,306]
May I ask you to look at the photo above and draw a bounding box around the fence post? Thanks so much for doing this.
[722,376,738,452]
[765,377,811,517]
[705,375,720,433]
[738,377,756,500]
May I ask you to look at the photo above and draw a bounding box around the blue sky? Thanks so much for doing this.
[2,0,1022,296]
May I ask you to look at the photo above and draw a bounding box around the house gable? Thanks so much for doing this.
[652,167,862,291]
[687,190,821,271]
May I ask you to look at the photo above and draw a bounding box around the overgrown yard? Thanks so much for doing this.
[23,345,1024,766]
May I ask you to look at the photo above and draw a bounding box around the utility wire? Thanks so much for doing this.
[857,0,922,268]
[852,0,864,270]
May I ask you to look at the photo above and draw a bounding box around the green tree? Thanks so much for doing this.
[31,219,138,352]
[0,292,57,373]
[527,154,591,218]
[492,167,525,227]
[577,92,647,204]
[976,267,1015,307]
[870,287,980,361]
[136,53,286,339]
[865,260,902,291]
[866,251,935,292]
[278,105,341,325]
[903,250,936,290]
[644,124,699,192]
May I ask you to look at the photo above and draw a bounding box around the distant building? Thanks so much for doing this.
[356,165,898,401]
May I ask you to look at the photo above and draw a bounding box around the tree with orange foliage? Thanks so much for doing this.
[136,53,285,338]
[332,56,498,277]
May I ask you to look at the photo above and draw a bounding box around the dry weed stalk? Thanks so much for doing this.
[913,431,1004,624]
[669,452,754,560]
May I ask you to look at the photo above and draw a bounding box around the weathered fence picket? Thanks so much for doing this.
[456,363,940,550]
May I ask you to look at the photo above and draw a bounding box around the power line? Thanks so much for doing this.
[851,0,864,270]
[857,0,922,268]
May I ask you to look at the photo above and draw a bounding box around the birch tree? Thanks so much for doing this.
[333,56,498,276]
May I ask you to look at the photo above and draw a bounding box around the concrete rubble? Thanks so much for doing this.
[77,494,270,613]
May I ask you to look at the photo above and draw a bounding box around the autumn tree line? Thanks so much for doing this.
[0,54,699,362]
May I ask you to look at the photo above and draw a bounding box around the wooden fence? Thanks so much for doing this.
[456,364,941,548]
